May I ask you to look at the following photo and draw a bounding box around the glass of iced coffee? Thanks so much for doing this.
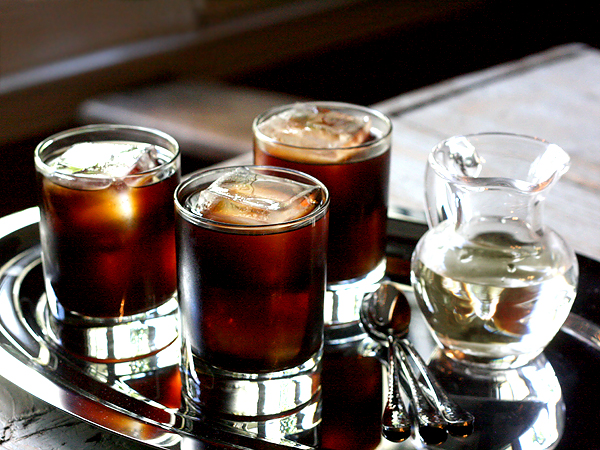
[175,166,328,427]
[35,124,181,362]
[253,102,392,335]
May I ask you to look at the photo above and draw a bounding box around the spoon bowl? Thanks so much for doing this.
[367,281,411,339]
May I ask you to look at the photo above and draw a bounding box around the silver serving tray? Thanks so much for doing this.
[1,207,599,450]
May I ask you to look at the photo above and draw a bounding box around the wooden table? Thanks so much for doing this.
[378,42,600,263]
[0,42,599,449]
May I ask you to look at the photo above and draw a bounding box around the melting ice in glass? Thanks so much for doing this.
[187,167,320,225]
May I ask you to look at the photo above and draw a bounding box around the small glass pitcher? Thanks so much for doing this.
[411,133,578,369]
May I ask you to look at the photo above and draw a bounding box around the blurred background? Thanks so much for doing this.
[2,0,599,218]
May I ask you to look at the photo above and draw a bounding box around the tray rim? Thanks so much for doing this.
[0,207,187,449]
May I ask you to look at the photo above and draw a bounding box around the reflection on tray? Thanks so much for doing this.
[429,349,565,449]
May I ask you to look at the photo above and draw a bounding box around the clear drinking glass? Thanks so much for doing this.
[175,166,329,425]
[411,133,578,369]
[35,124,181,362]
[253,102,392,336]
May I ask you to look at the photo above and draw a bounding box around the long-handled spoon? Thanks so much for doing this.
[359,294,411,442]
[372,281,475,438]
[381,336,412,442]
[364,283,447,445]
[399,340,475,437]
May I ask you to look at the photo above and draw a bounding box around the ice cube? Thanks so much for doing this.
[47,141,164,189]
[126,145,161,175]
[257,104,372,163]
[445,136,483,178]
[187,167,320,225]
[260,104,371,148]
[49,141,160,178]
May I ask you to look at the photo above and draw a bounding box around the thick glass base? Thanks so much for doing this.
[181,343,322,419]
[433,330,548,369]
[37,295,179,362]
[324,259,386,344]
[182,389,322,448]
[440,345,544,370]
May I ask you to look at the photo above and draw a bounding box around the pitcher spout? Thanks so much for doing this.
[425,133,570,230]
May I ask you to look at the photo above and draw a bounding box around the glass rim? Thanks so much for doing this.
[34,124,181,180]
[429,132,570,191]
[252,101,392,151]
[435,131,554,147]
[174,165,330,233]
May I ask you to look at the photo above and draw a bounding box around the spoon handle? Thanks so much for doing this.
[381,337,411,442]
[393,341,448,445]
[399,339,475,437]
